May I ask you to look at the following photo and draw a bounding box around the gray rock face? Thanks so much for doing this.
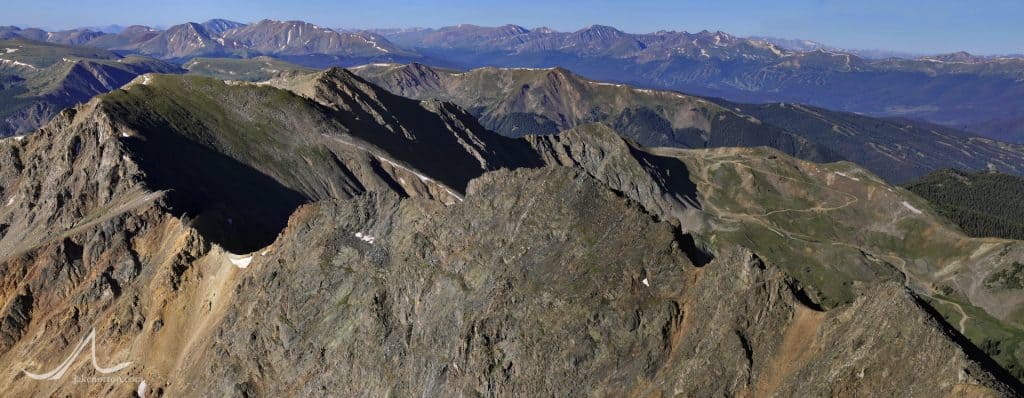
[165,168,1012,397]
[0,72,1019,396]
[0,165,1015,396]
[527,123,705,234]
[0,103,146,257]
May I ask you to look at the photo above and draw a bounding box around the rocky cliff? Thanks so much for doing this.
[0,73,1019,396]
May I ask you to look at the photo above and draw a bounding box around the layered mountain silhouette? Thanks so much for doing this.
[3,18,1023,153]
[3,20,423,65]
[367,24,1024,143]
[351,63,1024,182]
[0,39,180,137]
[4,20,1024,142]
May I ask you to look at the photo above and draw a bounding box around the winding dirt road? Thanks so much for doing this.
[691,153,972,334]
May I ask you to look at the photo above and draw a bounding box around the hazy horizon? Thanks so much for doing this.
[3,0,1023,56]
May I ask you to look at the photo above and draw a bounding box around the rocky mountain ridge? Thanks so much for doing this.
[7,19,1024,141]
[0,71,1022,395]
[365,23,1024,143]
[6,18,1024,142]
[351,62,1024,182]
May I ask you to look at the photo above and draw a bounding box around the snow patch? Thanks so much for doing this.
[6,196,15,206]
[349,63,399,70]
[141,75,152,85]
[4,48,18,53]
[902,201,923,215]
[358,36,390,53]
[921,58,962,64]
[120,132,130,138]
[590,80,680,98]
[229,255,253,269]
[13,135,24,141]
[835,171,860,181]
[641,277,650,287]
[0,58,36,69]
[138,380,147,398]
[355,232,376,244]
[376,156,464,202]
[323,133,465,203]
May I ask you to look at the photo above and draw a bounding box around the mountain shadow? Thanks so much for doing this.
[122,119,306,253]
[300,68,545,193]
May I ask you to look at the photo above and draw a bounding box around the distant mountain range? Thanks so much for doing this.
[350,63,1024,183]
[361,24,1024,143]
[2,20,1024,142]
[1,20,424,64]
[748,36,927,59]
[0,38,180,136]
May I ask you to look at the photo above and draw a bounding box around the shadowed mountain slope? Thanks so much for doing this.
[0,39,181,137]
[352,63,1024,183]
[1,71,540,255]
[350,63,836,162]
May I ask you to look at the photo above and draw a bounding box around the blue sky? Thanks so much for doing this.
[4,0,1022,55]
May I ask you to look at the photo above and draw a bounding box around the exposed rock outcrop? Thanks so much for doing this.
[0,73,1019,396]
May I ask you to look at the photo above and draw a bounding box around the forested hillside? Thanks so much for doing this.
[905,169,1024,240]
